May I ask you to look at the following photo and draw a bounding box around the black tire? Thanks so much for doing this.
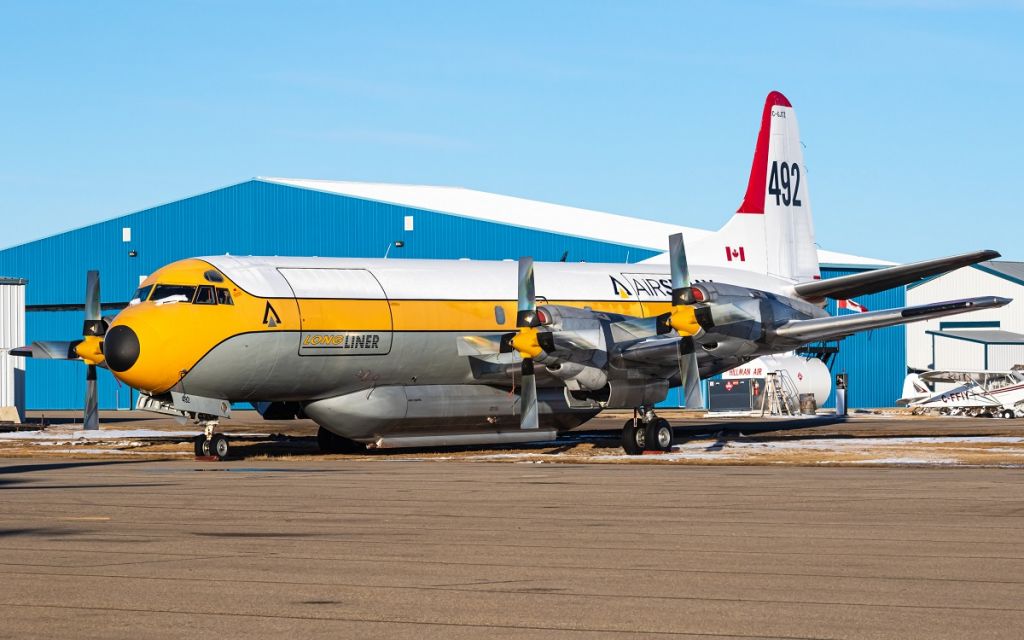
[646,418,673,451]
[1003,410,1015,420]
[193,435,205,457]
[621,419,645,455]
[210,434,229,460]
[317,427,367,454]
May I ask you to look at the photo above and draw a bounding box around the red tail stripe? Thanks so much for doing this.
[737,91,791,215]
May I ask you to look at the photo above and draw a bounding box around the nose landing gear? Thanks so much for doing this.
[622,408,674,455]
[194,421,230,460]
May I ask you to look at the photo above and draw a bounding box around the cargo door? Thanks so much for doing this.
[277,268,393,356]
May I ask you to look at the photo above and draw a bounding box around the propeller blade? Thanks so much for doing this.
[85,270,101,322]
[678,337,704,410]
[84,364,99,430]
[519,358,539,429]
[668,233,694,305]
[83,271,107,338]
[516,257,537,327]
[11,340,82,359]
[456,334,511,356]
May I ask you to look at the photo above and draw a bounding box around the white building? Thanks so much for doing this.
[0,277,26,423]
[907,262,1024,372]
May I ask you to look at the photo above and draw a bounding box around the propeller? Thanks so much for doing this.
[660,233,705,409]
[508,257,540,429]
[78,271,105,430]
[11,271,106,429]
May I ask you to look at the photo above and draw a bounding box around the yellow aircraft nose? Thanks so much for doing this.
[103,313,183,395]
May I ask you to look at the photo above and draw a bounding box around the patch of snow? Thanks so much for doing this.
[0,429,266,441]
[858,457,961,465]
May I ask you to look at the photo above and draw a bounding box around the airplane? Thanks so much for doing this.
[898,368,1024,418]
[14,91,1010,458]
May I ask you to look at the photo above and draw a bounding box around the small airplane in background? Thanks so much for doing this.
[899,368,1024,418]
[14,91,1011,457]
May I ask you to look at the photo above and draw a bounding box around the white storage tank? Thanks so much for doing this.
[722,354,832,408]
[0,277,26,423]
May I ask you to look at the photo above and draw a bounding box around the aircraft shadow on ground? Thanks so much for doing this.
[226,433,628,459]
[224,418,848,459]
[0,459,157,475]
[674,416,847,438]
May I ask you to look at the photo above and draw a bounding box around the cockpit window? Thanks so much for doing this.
[194,285,216,305]
[130,285,153,306]
[216,288,234,305]
[151,284,196,305]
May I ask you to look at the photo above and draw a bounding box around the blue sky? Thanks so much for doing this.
[1,1,1021,261]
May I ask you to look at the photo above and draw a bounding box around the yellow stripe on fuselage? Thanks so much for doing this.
[304,299,670,331]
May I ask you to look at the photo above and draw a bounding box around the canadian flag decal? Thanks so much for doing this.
[725,246,746,262]
[838,299,868,313]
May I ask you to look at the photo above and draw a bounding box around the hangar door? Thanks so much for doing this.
[278,268,393,356]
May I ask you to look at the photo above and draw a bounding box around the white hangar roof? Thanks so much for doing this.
[259,177,890,268]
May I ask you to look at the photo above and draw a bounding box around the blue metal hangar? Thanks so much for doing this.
[0,177,900,411]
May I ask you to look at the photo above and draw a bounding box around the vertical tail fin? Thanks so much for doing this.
[691,91,819,282]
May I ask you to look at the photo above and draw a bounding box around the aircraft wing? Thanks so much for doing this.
[792,250,999,301]
[773,296,1011,343]
[917,370,966,384]
[919,369,1019,385]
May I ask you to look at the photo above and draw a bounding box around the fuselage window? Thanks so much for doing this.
[151,284,197,304]
[194,285,216,305]
[494,305,506,325]
[130,285,154,305]
[216,288,234,305]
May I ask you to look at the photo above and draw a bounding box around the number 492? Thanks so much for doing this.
[768,161,802,207]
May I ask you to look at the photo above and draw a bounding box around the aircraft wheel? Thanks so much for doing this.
[193,435,206,457]
[645,419,673,452]
[1003,410,1015,420]
[210,434,230,460]
[621,420,645,455]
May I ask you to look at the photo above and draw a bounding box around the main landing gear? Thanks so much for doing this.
[622,408,674,455]
[193,421,230,460]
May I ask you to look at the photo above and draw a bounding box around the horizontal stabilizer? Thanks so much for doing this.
[774,296,1011,343]
[793,250,999,300]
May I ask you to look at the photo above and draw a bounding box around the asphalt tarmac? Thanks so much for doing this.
[1,458,1022,639]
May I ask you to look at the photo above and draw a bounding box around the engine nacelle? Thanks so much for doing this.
[692,282,826,349]
[534,304,609,369]
[604,379,669,409]
[545,361,608,391]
